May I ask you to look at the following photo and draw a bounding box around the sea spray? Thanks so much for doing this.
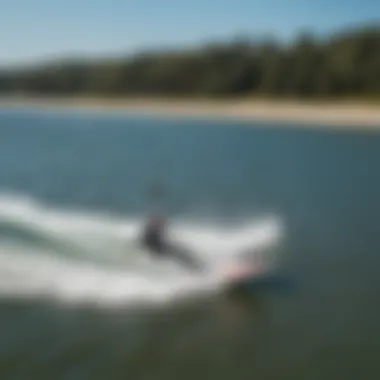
[0,193,284,306]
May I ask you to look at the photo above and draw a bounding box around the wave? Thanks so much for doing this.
[0,193,284,307]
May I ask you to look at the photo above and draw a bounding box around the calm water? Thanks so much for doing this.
[0,106,380,380]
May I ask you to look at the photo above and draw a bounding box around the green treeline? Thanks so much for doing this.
[0,26,379,98]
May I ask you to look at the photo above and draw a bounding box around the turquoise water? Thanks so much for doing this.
[0,106,380,379]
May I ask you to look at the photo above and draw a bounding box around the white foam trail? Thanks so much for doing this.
[0,193,284,307]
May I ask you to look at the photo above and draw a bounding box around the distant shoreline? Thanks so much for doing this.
[1,97,380,129]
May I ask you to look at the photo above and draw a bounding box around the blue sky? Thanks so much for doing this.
[1,0,378,66]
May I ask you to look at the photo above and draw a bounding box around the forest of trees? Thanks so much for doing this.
[0,26,379,99]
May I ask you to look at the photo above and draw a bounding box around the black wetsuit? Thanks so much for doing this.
[141,220,204,272]
[142,224,166,254]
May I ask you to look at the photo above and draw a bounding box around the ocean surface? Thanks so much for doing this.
[0,106,379,380]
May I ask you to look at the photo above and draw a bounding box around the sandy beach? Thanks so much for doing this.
[1,97,380,129]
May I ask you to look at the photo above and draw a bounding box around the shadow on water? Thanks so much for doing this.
[225,273,297,297]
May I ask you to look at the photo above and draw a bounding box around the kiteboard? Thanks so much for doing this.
[220,261,268,293]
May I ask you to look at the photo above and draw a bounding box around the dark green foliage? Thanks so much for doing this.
[1,26,379,98]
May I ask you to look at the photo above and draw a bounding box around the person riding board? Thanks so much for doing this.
[141,214,204,272]
[141,182,204,271]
